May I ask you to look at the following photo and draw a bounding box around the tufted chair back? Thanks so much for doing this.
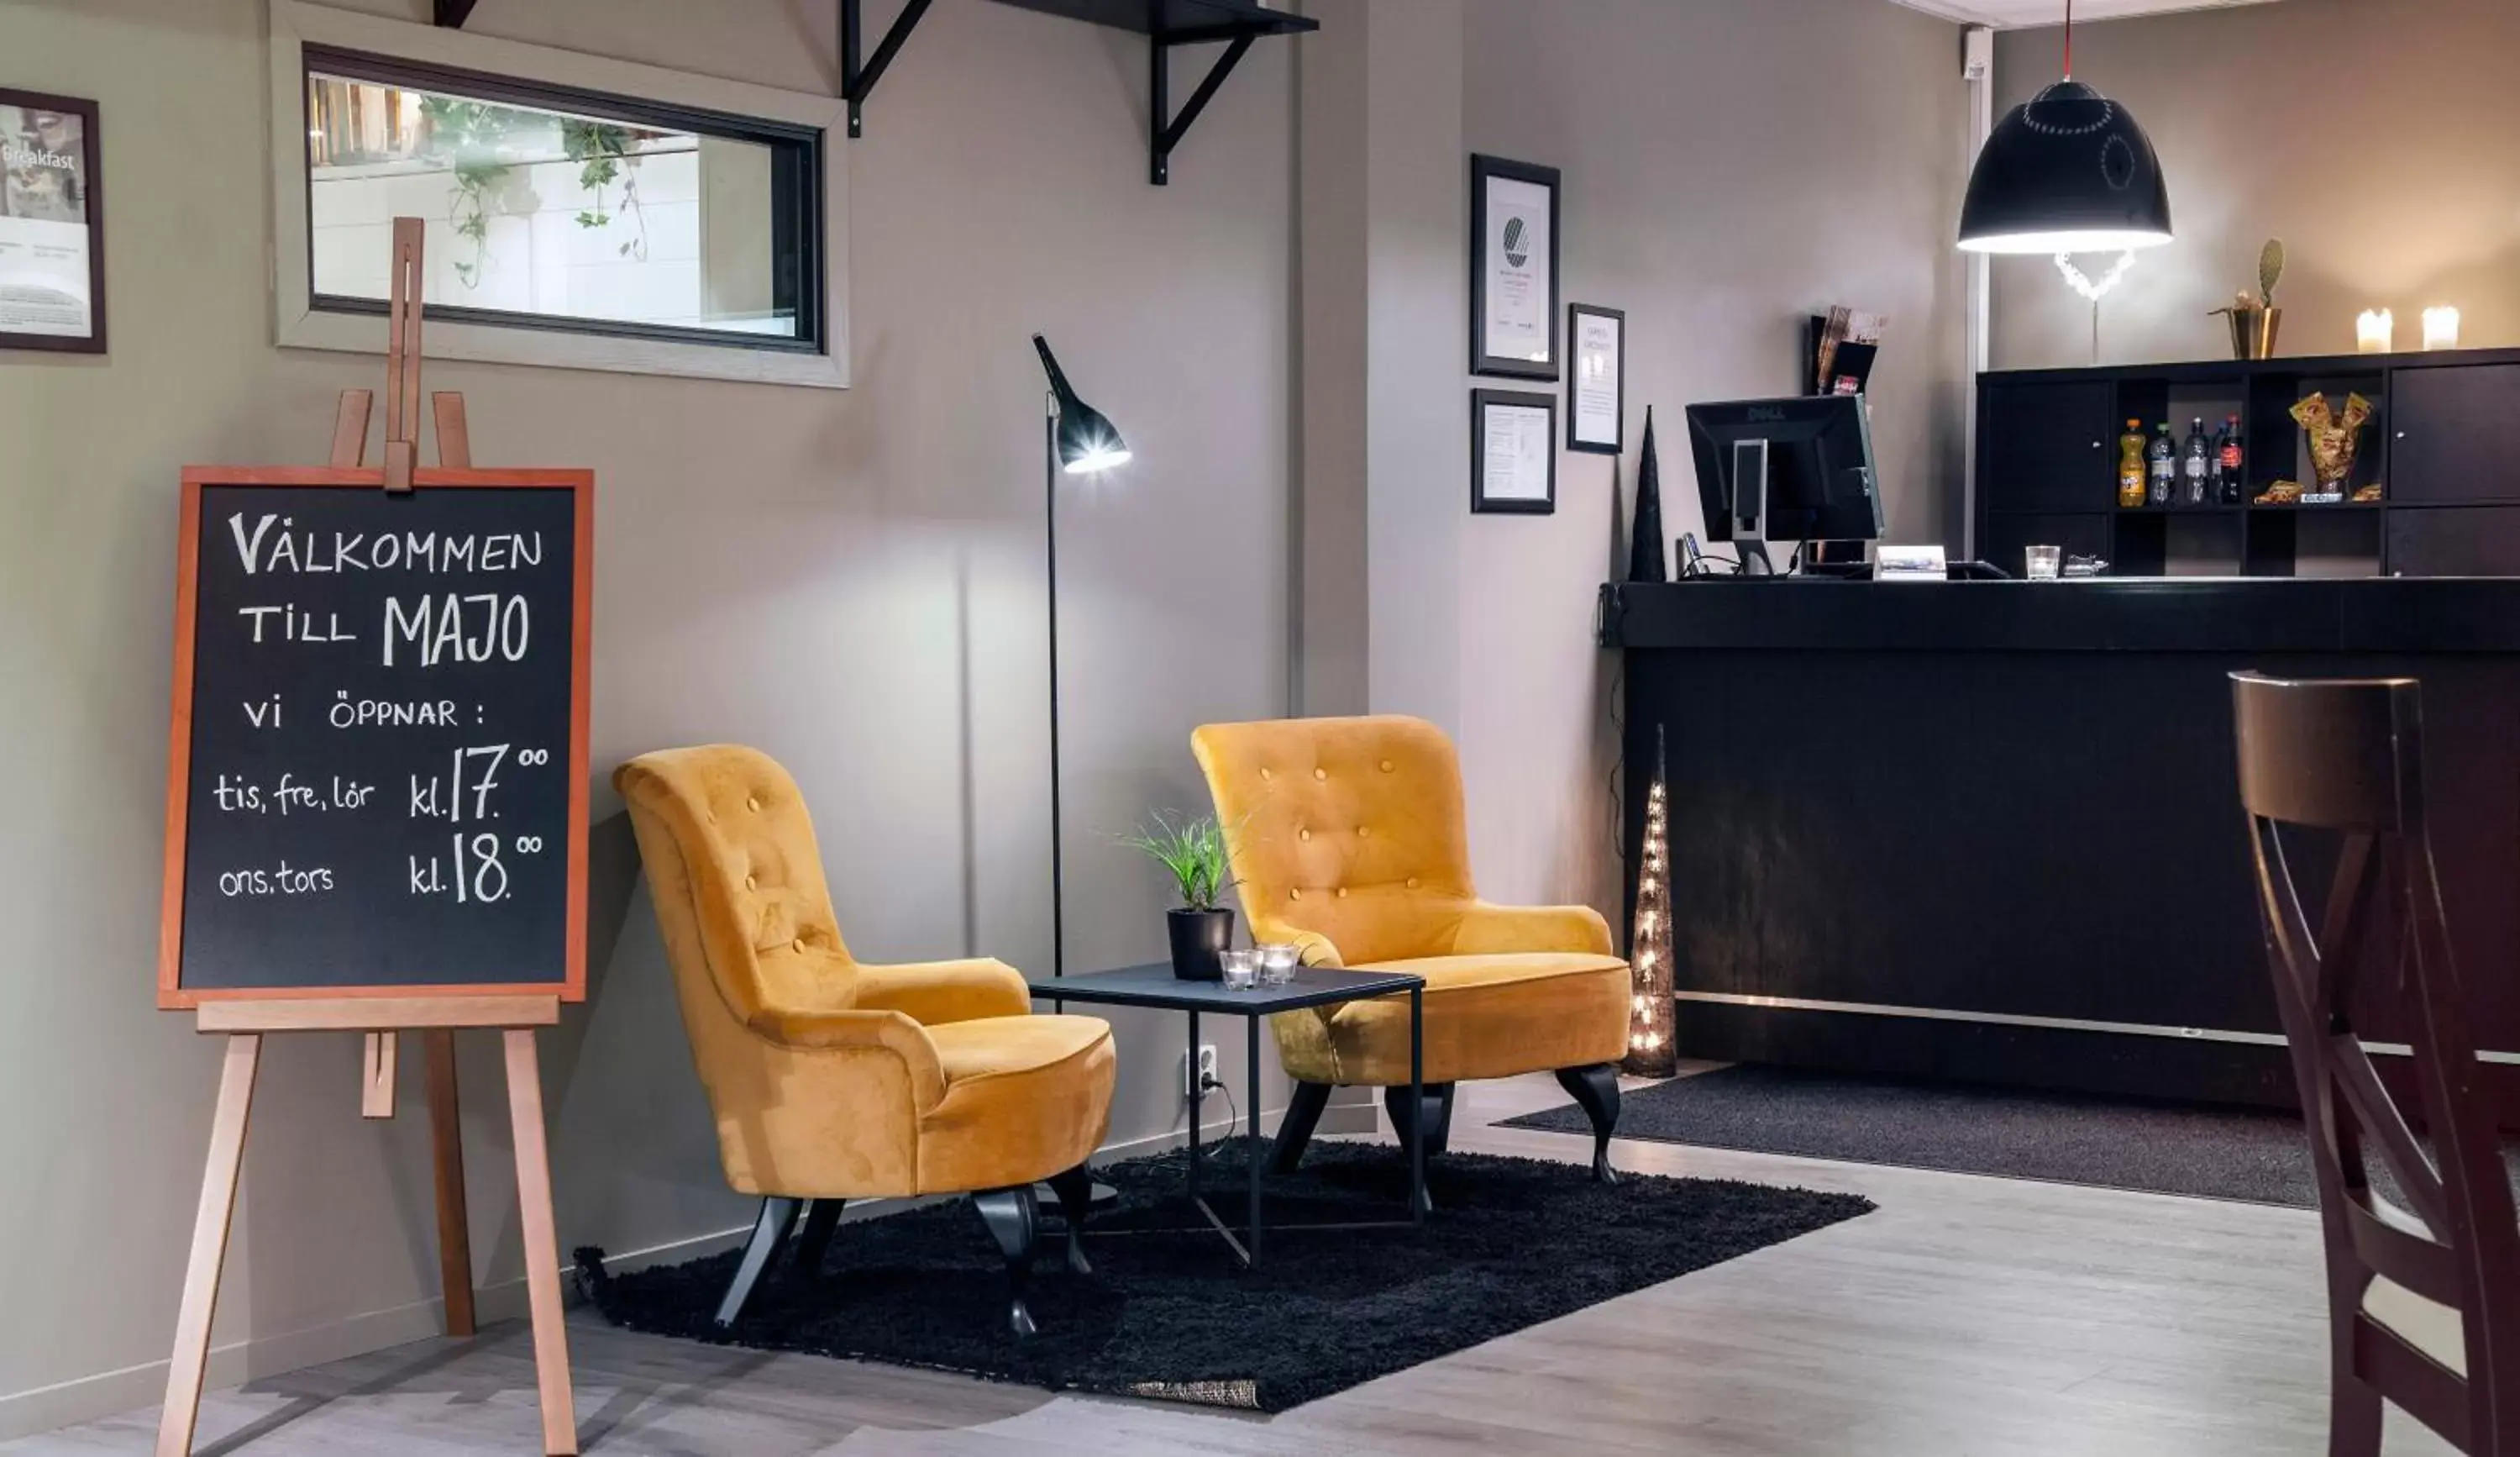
[615,744,863,1042]
[1192,716,1478,966]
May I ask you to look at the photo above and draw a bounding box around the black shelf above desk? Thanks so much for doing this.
[1975,346,2520,580]
[842,0,1316,183]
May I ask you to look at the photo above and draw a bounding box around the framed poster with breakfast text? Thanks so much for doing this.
[0,88,104,354]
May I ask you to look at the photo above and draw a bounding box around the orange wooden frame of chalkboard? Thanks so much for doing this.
[156,464,595,1010]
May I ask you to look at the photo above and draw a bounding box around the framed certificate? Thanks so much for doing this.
[1472,389,1557,516]
[1567,303,1624,454]
[0,89,105,354]
[1469,154,1559,380]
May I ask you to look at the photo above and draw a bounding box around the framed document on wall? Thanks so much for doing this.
[1567,303,1624,454]
[1469,154,1559,380]
[1473,389,1557,515]
[0,89,105,354]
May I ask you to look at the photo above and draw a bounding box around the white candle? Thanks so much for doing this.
[2356,309,2395,354]
[2423,306,2461,350]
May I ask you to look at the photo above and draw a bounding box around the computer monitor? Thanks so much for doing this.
[1685,395,1885,574]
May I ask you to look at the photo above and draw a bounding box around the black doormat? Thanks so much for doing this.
[1503,1064,2520,1208]
[575,1142,1872,1413]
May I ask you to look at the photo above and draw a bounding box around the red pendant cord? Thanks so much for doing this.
[2063,0,2074,78]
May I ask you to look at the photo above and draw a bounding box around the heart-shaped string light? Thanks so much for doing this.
[2055,250,2138,302]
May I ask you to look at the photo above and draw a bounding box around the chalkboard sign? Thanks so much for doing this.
[160,466,592,1006]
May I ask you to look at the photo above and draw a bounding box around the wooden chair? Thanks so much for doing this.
[2232,672,2520,1454]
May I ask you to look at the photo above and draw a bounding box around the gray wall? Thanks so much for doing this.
[1451,0,1971,914]
[0,0,1291,1433]
[1991,0,2520,369]
[0,0,1971,1435]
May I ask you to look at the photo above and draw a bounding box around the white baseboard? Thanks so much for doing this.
[0,1278,528,1443]
[0,1105,1310,1442]
[1318,1102,1381,1136]
[1110,1101,1293,1158]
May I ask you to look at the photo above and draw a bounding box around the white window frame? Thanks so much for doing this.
[268,0,850,389]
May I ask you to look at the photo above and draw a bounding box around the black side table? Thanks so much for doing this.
[1034,963,1425,1269]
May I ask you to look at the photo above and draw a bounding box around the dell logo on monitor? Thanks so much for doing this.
[1746,405,1788,423]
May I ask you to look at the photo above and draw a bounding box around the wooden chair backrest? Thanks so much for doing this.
[2231,671,2520,1452]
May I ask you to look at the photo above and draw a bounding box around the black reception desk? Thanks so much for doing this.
[1600,577,2520,1115]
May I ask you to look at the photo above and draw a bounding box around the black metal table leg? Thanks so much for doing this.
[1410,985,1426,1222]
[1026,966,1428,1270]
[1186,1008,1201,1205]
[1247,1013,1264,1268]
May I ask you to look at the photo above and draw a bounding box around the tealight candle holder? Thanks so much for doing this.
[1257,942,1300,986]
[2424,306,2461,350]
[2356,309,2395,354]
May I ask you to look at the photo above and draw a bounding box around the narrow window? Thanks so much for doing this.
[302,47,822,353]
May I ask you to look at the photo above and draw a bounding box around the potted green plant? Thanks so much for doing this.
[1124,812,1236,981]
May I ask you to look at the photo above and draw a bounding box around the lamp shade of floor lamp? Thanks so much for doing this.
[1624,725,1677,1079]
[1032,334,1131,982]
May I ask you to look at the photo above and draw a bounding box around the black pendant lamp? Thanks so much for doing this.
[1958,0,2173,255]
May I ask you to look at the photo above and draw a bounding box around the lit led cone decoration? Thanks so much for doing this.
[1624,724,1677,1078]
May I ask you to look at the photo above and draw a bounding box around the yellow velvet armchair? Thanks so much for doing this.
[1192,715,1630,1182]
[616,744,1116,1337]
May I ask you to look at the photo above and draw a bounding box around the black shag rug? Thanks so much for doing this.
[575,1142,1872,1413]
[1504,1064,2520,1208]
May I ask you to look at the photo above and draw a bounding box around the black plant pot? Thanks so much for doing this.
[1166,907,1236,981]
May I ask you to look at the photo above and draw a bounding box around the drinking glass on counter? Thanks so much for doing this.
[1220,949,1258,991]
[2025,544,2062,581]
[1257,943,1300,986]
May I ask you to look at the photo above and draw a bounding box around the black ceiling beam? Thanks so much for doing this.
[433,0,479,28]
[842,0,938,139]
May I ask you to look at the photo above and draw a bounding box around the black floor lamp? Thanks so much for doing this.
[1033,335,1131,1212]
[1032,334,1131,983]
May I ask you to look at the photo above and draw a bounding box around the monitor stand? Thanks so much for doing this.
[1732,439,1777,576]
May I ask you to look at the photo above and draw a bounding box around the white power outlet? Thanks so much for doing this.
[1183,1044,1219,1102]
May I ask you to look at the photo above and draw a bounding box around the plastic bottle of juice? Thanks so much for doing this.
[2118,419,2148,508]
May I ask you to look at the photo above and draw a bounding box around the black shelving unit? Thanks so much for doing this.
[1976,346,2520,579]
[841,0,1316,182]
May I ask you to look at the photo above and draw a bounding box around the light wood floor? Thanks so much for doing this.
[11,1071,2455,1455]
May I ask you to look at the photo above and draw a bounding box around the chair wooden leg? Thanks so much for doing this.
[713,1197,801,1328]
[974,1186,1041,1339]
[1270,1080,1334,1174]
[1383,1081,1455,1160]
[1045,1164,1095,1275]
[1553,1064,1623,1184]
[789,1198,844,1284]
[2328,1370,2383,1457]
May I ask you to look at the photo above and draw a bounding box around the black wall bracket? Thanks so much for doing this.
[433,0,479,27]
[1148,29,1254,187]
[837,0,1315,186]
[843,0,937,139]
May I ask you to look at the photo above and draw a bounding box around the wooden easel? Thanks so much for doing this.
[156,219,579,1457]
